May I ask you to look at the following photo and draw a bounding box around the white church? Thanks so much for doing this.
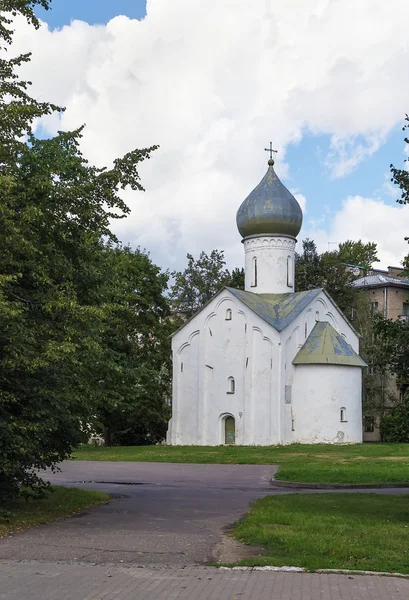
[167,150,366,446]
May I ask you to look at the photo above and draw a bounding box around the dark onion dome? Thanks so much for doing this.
[236,159,303,238]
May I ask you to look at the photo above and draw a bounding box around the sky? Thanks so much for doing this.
[15,0,409,273]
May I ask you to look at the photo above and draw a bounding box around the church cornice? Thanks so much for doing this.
[243,236,296,252]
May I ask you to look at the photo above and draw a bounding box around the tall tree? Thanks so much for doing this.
[0,1,163,498]
[92,246,172,446]
[295,239,358,314]
[337,240,379,271]
[170,250,231,319]
[391,114,409,275]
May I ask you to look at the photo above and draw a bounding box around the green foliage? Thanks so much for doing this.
[295,239,360,313]
[0,1,169,497]
[391,115,409,276]
[91,246,172,447]
[226,267,245,290]
[390,114,409,207]
[337,239,379,271]
[381,393,409,443]
[372,314,409,383]
[170,250,231,319]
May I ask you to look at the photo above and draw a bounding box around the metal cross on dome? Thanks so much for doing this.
[264,142,278,160]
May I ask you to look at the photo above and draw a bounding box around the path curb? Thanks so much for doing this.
[219,566,409,579]
[271,479,409,490]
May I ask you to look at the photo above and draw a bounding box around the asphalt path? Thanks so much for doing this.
[0,461,276,566]
[1,461,409,568]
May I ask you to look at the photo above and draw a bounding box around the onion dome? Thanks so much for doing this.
[236,158,303,239]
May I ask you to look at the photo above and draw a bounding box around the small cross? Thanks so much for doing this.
[264,142,278,161]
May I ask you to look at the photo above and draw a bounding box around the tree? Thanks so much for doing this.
[390,114,409,275]
[0,2,163,499]
[226,267,245,290]
[337,240,379,271]
[170,250,231,319]
[295,239,358,314]
[91,246,172,446]
[390,114,409,208]
[294,239,322,292]
[380,392,409,442]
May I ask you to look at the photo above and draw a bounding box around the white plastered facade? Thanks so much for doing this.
[167,288,363,446]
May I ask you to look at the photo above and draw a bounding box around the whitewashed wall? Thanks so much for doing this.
[168,289,281,445]
[168,287,363,446]
[291,365,363,443]
[279,290,360,444]
[243,236,296,294]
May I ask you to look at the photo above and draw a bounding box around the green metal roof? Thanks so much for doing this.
[227,287,321,332]
[292,321,367,367]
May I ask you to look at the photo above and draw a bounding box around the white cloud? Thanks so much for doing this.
[324,135,383,179]
[301,196,409,269]
[10,0,409,270]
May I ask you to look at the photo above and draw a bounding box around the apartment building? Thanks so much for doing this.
[352,266,409,441]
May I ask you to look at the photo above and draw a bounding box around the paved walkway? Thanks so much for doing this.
[0,462,276,565]
[1,561,408,600]
[1,462,409,599]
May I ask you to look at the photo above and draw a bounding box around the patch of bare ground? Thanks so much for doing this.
[214,534,265,564]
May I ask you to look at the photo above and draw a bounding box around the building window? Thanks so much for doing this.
[287,256,293,287]
[180,362,183,372]
[340,407,347,422]
[304,322,308,339]
[251,257,258,287]
[227,376,235,394]
[291,418,295,432]
[315,311,319,322]
[371,301,379,314]
[225,308,232,321]
[363,416,375,433]
[402,303,409,316]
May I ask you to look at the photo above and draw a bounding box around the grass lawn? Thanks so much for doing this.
[73,443,409,485]
[232,493,409,573]
[0,486,109,538]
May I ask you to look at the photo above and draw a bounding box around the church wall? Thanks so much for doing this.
[291,365,363,444]
[170,330,200,445]
[169,289,281,445]
[279,290,360,444]
[202,296,247,445]
[248,327,279,445]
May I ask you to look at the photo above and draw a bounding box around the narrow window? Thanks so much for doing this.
[287,255,293,287]
[227,376,235,394]
[251,257,258,287]
[291,418,295,431]
[225,308,232,321]
[304,322,308,339]
[315,311,319,322]
[364,416,375,433]
[340,407,347,422]
[180,362,184,372]
[371,301,379,314]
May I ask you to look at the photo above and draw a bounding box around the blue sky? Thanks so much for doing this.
[36,0,147,28]
[28,1,409,270]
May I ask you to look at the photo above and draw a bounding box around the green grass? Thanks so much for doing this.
[232,493,409,573]
[73,443,409,485]
[0,486,110,538]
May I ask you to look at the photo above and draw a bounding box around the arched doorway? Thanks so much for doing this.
[225,416,236,445]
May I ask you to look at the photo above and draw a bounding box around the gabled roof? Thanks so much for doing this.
[293,321,367,367]
[227,287,321,332]
[351,274,409,289]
